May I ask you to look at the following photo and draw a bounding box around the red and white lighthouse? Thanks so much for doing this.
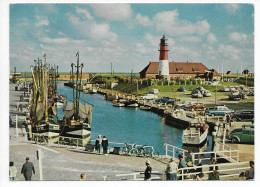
[158,35,169,78]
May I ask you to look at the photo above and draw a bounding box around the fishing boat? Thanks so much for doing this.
[182,118,209,146]
[59,52,93,146]
[113,99,126,107]
[29,54,60,143]
[125,100,139,107]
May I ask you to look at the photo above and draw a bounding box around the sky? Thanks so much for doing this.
[9,3,254,73]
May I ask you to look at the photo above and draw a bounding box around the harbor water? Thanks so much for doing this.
[57,81,212,155]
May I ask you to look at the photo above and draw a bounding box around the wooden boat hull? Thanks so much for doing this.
[165,113,191,129]
[32,123,60,143]
[60,123,91,146]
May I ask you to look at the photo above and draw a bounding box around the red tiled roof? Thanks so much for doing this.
[140,61,212,74]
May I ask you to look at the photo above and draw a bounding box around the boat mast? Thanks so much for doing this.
[75,51,79,120]
[44,53,49,123]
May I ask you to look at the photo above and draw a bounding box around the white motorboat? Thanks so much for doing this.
[182,119,209,145]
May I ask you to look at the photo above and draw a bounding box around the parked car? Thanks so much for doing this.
[229,93,241,101]
[195,87,206,94]
[140,94,158,100]
[229,86,236,92]
[220,87,230,92]
[187,103,208,111]
[191,90,203,98]
[150,88,159,94]
[229,125,254,144]
[247,87,254,96]
[181,101,197,109]
[205,105,234,116]
[203,90,212,97]
[205,81,221,86]
[234,86,241,91]
[177,87,187,92]
[231,110,254,122]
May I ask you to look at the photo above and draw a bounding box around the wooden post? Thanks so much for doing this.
[16,115,18,141]
[165,144,168,157]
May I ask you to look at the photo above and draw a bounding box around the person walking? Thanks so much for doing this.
[95,135,102,154]
[144,160,152,181]
[101,136,109,155]
[9,161,17,181]
[165,158,178,180]
[21,157,35,181]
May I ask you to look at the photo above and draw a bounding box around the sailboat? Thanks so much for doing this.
[60,52,93,146]
[29,54,60,143]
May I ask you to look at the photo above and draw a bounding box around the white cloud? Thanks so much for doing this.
[17,17,30,27]
[88,23,118,42]
[218,44,241,60]
[134,43,149,54]
[35,15,49,27]
[135,13,152,26]
[180,36,201,43]
[229,32,247,42]
[66,12,80,25]
[41,37,85,45]
[226,4,239,14]
[153,9,210,36]
[75,7,93,20]
[207,33,217,43]
[90,4,132,21]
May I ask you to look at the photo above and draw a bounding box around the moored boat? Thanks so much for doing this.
[113,99,126,107]
[59,52,93,147]
[125,100,139,107]
[182,118,209,146]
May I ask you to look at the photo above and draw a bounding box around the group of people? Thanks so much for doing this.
[9,157,35,181]
[144,150,220,181]
[95,135,109,155]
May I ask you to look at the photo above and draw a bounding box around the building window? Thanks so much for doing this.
[176,68,183,72]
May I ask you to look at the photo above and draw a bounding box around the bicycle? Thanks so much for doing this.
[120,143,137,155]
[129,145,150,157]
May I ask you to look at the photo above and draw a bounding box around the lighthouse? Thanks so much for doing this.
[158,35,169,79]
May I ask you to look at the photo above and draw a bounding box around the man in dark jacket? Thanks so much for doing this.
[101,136,109,155]
[21,157,35,181]
[144,160,152,180]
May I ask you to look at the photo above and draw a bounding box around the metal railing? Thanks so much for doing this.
[109,162,249,181]
[164,143,188,160]
[177,161,249,180]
